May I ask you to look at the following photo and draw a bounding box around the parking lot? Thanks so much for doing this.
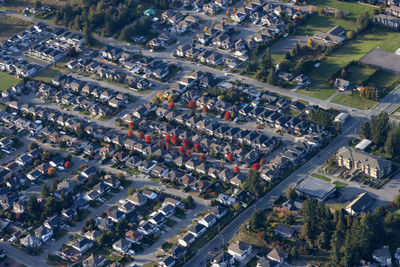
[271,36,309,53]
[360,49,400,74]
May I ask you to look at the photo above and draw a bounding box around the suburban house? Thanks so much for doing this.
[267,248,288,264]
[337,146,392,179]
[227,241,252,261]
[335,78,350,91]
[372,246,392,266]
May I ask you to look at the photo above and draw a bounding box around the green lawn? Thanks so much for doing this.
[0,72,20,91]
[347,64,376,84]
[33,66,67,83]
[331,93,376,110]
[308,0,375,19]
[333,180,347,189]
[368,70,400,98]
[311,173,332,182]
[298,29,400,100]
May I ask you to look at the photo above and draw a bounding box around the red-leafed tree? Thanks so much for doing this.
[200,153,206,161]
[233,166,240,173]
[168,101,175,110]
[157,140,163,148]
[260,157,265,165]
[224,111,231,121]
[182,138,190,148]
[138,132,144,139]
[165,142,171,150]
[179,147,185,155]
[186,150,191,157]
[172,135,179,145]
[64,161,71,169]
[202,105,208,113]
[145,135,151,144]
[128,129,133,137]
[188,100,196,109]
[227,153,233,162]
[194,143,201,153]
[165,134,171,143]
[129,121,134,130]
[253,163,260,171]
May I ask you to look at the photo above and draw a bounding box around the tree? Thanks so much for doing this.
[346,30,355,39]
[145,135,151,144]
[168,101,175,110]
[204,26,208,32]
[226,153,233,162]
[182,139,190,148]
[370,112,389,146]
[157,140,163,148]
[188,100,196,109]
[182,196,194,209]
[28,142,38,150]
[194,143,201,153]
[224,111,231,121]
[334,9,344,19]
[316,232,328,251]
[179,147,185,155]
[128,188,136,196]
[49,180,57,194]
[243,170,263,196]
[41,184,49,197]
[252,163,260,171]
[128,129,133,137]
[233,202,241,211]
[225,10,231,17]
[233,166,240,173]
[129,121,134,130]
[286,187,297,201]
[26,195,40,219]
[165,134,171,143]
[359,121,371,139]
[249,209,265,230]
[385,126,400,159]
[186,150,191,157]
[171,135,179,145]
[259,157,265,165]
[75,123,84,138]
[200,153,206,161]
[48,167,56,176]
[267,68,276,85]
[64,161,71,169]
[35,1,42,9]
[83,25,94,47]
[138,132,144,139]
[202,105,208,113]
[307,38,314,48]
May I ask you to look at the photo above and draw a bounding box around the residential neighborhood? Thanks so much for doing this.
[0,0,400,266]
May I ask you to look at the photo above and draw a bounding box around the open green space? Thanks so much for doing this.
[0,14,32,41]
[0,72,20,92]
[308,0,375,19]
[368,71,400,98]
[331,93,376,110]
[297,29,400,100]
[33,66,67,83]
[346,64,376,84]
[333,180,347,189]
[311,173,331,182]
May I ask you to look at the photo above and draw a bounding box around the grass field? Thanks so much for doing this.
[296,0,374,36]
[0,14,32,41]
[331,93,376,109]
[311,173,332,182]
[33,66,68,83]
[297,29,400,100]
[333,180,347,189]
[368,71,400,98]
[0,72,20,92]
[346,64,376,84]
